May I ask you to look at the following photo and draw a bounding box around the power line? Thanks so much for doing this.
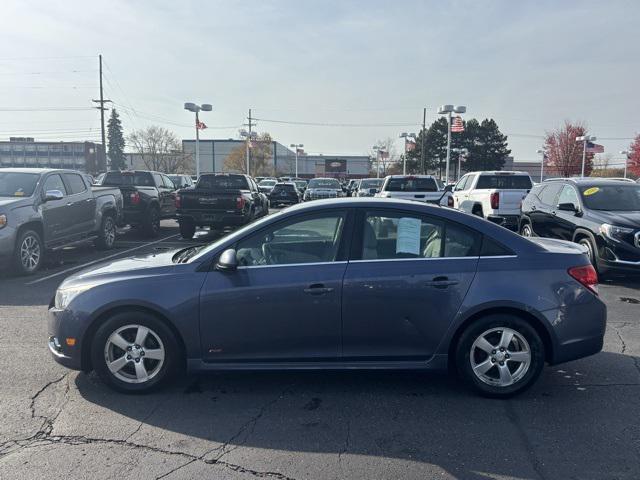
[0,107,94,112]
[254,117,421,128]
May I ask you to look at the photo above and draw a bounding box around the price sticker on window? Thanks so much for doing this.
[396,217,421,255]
[583,187,599,196]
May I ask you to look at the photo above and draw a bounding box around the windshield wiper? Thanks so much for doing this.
[172,245,203,264]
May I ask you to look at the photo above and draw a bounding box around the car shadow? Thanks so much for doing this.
[74,351,640,479]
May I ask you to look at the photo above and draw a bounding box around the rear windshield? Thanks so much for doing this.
[0,172,39,197]
[476,175,532,189]
[385,177,438,192]
[308,178,341,189]
[102,171,154,187]
[360,179,383,189]
[197,175,249,190]
[580,184,640,211]
[259,180,277,187]
[273,184,296,192]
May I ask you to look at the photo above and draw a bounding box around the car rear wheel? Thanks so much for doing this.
[13,229,43,275]
[179,221,195,239]
[520,222,533,237]
[96,214,117,250]
[456,314,544,398]
[143,206,160,238]
[91,312,180,393]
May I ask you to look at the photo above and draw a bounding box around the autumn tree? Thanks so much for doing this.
[543,121,593,177]
[628,133,640,178]
[127,126,192,173]
[223,133,274,176]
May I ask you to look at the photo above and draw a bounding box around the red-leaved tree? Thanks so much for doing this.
[627,133,640,178]
[544,121,594,177]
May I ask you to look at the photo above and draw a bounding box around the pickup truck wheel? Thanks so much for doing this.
[179,221,195,239]
[96,214,117,250]
[472,206,484,217]
[143,207,160,238]
[520,223,533,237]
[13,229,43,275]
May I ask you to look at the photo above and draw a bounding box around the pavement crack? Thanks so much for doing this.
[337,419,351,468]
[612,325,628,354]
[505,402,547,480]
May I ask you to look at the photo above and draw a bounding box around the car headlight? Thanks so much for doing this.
[54,284,94,309]
[0,214,6,229]
[599,223,635,243]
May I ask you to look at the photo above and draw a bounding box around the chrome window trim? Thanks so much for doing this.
[237,261,348,270]
[349,256,480,264]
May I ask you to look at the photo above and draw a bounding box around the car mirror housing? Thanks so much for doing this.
[44,189,64,202]
[216,249,238,271]
[443,184,453,193]
[558,202,578,213]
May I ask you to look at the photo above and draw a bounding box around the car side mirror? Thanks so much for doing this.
[558,202,578,213]
[216,249,238,271]
[443,184,453,193]
[43,190,64,202]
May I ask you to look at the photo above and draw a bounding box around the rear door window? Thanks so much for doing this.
[475,175,532,189]
[62,173,87,195]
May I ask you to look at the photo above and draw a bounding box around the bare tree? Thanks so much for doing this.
[128,126,192,173]
[369,137,400,176]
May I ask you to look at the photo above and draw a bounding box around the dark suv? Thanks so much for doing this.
[520,178,640,275]
[269,182,300,207]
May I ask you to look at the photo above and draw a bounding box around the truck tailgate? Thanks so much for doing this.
[495,189,528,214]
[180,190,239,212]
[384,192,444,204]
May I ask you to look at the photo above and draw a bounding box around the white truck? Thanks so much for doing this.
[375,175,453,206]
[451,171,533,230]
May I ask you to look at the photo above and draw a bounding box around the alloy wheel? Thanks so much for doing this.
[103,217,116,247]
[521,224,533,237]
[20,235,41,272]
[469,327,531,387]
[104,324,165,384]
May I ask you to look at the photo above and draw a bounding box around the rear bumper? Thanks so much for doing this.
[177,211,250,227]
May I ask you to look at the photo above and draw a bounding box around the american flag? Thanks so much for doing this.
[451,116,464,133]
[405,141,416,153]
[586,142,604,153]
[196,120,207,130]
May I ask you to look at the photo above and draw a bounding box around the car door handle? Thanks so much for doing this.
[303,284,334,295]
[425,277,459,288]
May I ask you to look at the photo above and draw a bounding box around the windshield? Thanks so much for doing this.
[360,179,383,189]
[308,179,341,189]
[580,184,640,211]
[259,180,277,187]
[476,175,532,189]
[197,175,249,190]
[0,172,39,197]
[385,177,438,192]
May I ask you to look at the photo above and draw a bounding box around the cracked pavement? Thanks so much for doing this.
[1,231,639,479]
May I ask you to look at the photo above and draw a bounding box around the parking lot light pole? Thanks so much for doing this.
[290,144,304,178]
[184,102,212,178]
[438,105,466,184]
[399,132,416,175]
[240,129,258,175]
[536,149,545,182]
[576,135,596,178]
[620,151,630,179]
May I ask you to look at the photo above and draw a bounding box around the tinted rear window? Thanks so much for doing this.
[103,171,154,187]
[308,178,341,189]
[385,177,438,192]
[63,173,87,194]
[197,175,249,190]
[476,175,532,189]
[273,184,296,192]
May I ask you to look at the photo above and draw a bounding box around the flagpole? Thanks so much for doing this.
[581,138,586,178]
[195,111,200,178]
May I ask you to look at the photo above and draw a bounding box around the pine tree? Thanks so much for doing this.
[107,108,126,171]
[463,119,511,171]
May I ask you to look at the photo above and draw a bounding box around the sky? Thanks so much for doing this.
[1,0,639,167]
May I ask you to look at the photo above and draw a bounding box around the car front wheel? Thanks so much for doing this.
[456,314,544,398]
[91,312,180,393]
[520,222,533,237]
[13,229,43,275]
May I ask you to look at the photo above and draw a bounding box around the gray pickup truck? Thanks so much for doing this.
[0,168,123,275]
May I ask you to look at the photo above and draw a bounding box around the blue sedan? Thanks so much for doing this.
[48,198,606,397]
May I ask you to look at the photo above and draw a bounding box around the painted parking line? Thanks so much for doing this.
[26,234,181,286]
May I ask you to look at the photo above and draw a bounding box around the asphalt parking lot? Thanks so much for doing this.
[0,218,639,480]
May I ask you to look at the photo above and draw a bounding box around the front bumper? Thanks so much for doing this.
[597,237,640,273]
[0,225,18,262]
[47,307,84,370]
[487,214,520,231]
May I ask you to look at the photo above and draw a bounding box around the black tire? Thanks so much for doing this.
[456,314,545,398]
[520,222,534,237]
[143,206,161,238]
[13,228,44,275]
[472,206,483,217]
[91,311,180,393]
[95,214,117,250]
[179,221,195,239]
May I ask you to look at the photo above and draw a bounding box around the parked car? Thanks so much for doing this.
[354,178,384,197]
[48,197,605,397]
[303,177,344,201]
[258,179,277,195]
[0,168,123,275]
[376,175,453,206]
[293,179,308,195]
[520,178,640,275]
[269,182,300,207]
[99,170,177,237]
[168,174,194,189]
[175,173,268,239]
[452,171,533,231]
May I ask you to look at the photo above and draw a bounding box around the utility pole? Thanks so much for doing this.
[92,54,111,172]
[244,109,257,175]
[421,107,426,174]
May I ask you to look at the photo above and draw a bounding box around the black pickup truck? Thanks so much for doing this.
[0,168,123,275]
[99,170,177,237]
[175,173,269,239]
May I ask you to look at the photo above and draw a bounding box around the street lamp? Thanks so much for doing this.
[438,104,467,184]
[620,151,630,179]
[239,129,258,175]
[576,135,596,178]
[536,149,545,182]
[372,145,387,178]
[290,143,304,178]
[399,132,416,175]
[184,102,212,178]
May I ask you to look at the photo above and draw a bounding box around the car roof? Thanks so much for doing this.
[476,171,530,176]
[386,174,436,179]
[0,167,60,174]
[544,177,639,186]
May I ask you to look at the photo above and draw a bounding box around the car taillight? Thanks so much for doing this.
[447,195,454,207]
[175,195,181,209]
[236,196,245,210]
[568,265,598,295]
[130,191,140,205]
[490,192,499,209]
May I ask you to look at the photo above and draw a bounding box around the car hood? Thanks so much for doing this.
[59,249,180,288]
[0,197,29,209]
[587,210,640,229]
